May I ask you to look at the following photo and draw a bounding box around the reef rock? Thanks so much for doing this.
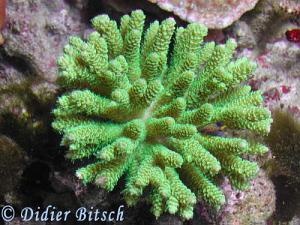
[2,0,87,82]
[266,109,300,182]
[250,40,300,118]
[233,0,300,50]
[191,170,275,224]
[220,170,275,224]
[0,135,26,196]
[148,0,259,29]
[153,215,183,225]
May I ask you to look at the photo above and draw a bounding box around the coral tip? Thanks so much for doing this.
[286,29,300,43]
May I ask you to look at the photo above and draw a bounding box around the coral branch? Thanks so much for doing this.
[53,10,272,220]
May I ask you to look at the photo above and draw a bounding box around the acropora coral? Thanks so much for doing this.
[53,10,272,219]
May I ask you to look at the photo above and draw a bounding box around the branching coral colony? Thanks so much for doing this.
[53,10,272,219]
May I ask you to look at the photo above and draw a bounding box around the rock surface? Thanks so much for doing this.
[0,135,25,196]
[2,0,87,82]
[147,0,260,29]
[219,170,276,225]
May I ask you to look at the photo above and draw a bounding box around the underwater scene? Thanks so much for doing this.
[0,0,300,224]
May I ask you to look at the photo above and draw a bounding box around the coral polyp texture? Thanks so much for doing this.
[53,10,272,219]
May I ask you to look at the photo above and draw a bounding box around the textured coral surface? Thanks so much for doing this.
[53,10,272,219]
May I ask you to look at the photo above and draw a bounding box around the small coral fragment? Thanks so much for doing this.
[53,10,272,219]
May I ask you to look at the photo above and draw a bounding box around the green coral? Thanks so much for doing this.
[53,10,272,219]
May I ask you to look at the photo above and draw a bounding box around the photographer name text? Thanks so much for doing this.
[1,205,125,222]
